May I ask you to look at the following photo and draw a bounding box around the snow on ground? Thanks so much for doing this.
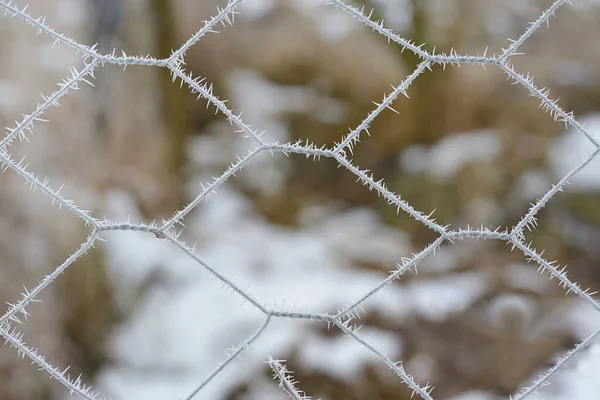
[449,390,503,400]
[95,120,600,399]
[399,129,501,180]
[95,184,489,399]
[512,170,552,202]
[397,113,600,196]
[3,1,600,398]
[297,326,403,380]
[95,114,600,399]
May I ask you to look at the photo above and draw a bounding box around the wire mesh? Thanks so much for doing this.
[1,0,599,399]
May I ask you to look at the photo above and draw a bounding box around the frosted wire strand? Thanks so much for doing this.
[335,320,435,399]
[499,63,599,148]
[268,358,312,400]
[0,149,98,227]
[497,0,572,63]
[0,61,99,148]
[332,61,430,156]
[184,316,272,400]
[0,231,99,325]
[0,323,104,400]
[167,0,245,64]
[160,146,263,233]
[510,148,600,240]
[511,326,600,400]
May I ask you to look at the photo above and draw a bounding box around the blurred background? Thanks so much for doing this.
[1,0,600,399]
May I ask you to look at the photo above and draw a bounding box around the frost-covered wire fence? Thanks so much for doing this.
[1,0,599,399]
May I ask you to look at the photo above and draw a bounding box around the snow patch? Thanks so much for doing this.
[96,185,488,399]
[400,130,501,180]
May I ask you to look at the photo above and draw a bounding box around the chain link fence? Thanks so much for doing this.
[1,0,599,399]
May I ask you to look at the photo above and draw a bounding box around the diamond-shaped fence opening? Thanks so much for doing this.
[2,0,600,399]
